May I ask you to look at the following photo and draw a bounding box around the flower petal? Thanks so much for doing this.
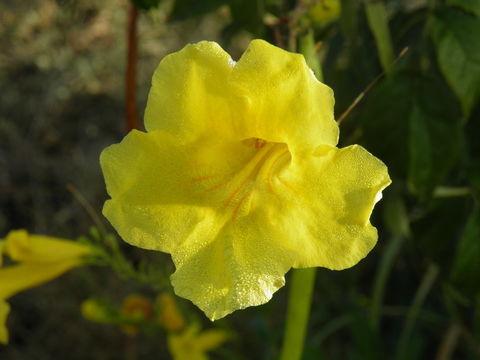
[101,129,259,253]
[196,329,229,350]
[101,131,297,320]
[170,210,295,320]
[0,261,81,299]
[0,300,9,344]
[4,229,90,263]
[262,144,391,270]
[144,41,236,142]
[229,39,339,153]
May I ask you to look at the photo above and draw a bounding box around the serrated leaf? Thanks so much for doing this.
[433,8,480,117]
[450,209,480,293]
[447,0,480,18]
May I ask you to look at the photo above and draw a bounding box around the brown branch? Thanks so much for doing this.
[126,3,139,132]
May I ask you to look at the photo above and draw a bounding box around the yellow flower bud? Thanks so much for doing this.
[156,293,185,332]
[121,294,153,336]
[81,299,112,324]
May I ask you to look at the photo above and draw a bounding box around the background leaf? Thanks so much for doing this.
[450,209,480,294]
[447,0,480,18]
[169,0,233,21]
[433,8,480,117]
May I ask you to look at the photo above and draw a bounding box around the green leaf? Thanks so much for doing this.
[356,74,411,179]
[413,197,471,264]
[433,8,480,117]
[131,0,161,10]
[169,0,233,21]
[357,73,462,198]
[447,0,480,18]
[382,191,410,238]
[365,1,394,73]
[450,209,480,293]
[229,0,265,36]
[299,29,323,82]
[407,78,463,198]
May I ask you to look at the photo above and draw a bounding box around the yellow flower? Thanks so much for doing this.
[0,230,90,300]
[100,40,391,320]
[4,229,90,264]
[157,292,185,332]
[0,229,91,343]
[167,324,228,360]
[0,300,10,344]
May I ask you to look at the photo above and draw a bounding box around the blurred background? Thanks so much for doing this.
[0,0,479,359]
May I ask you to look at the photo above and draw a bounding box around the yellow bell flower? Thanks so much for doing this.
[167,324,228,360]
[100,40,391,320]
[0,230,91,344]
[3,229,90,263]
[0,229,91,300]
[0,300,9,344]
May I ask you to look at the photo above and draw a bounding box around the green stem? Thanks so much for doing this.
[365,1,394,74]
[433,186,471,198]
[370,236,405,330]
[299,29,323,82]
[396,263,439,360]
[280,268,317,360]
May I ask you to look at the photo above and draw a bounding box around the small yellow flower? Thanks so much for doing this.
[0,230,90,300]
[100,40,391,320]
[0,229,91,343]
[167,324,228,360]
[0,300,10,344]
[4,229,90,264]
[157,293,185,332]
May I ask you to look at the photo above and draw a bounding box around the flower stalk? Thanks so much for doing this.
[280,268,317,360]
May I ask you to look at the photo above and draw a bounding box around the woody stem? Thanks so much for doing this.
[125,3,139,132]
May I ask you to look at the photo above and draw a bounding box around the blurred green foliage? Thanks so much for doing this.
[1,0,480,359]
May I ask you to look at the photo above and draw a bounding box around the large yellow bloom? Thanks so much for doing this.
[100,40,391,320]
